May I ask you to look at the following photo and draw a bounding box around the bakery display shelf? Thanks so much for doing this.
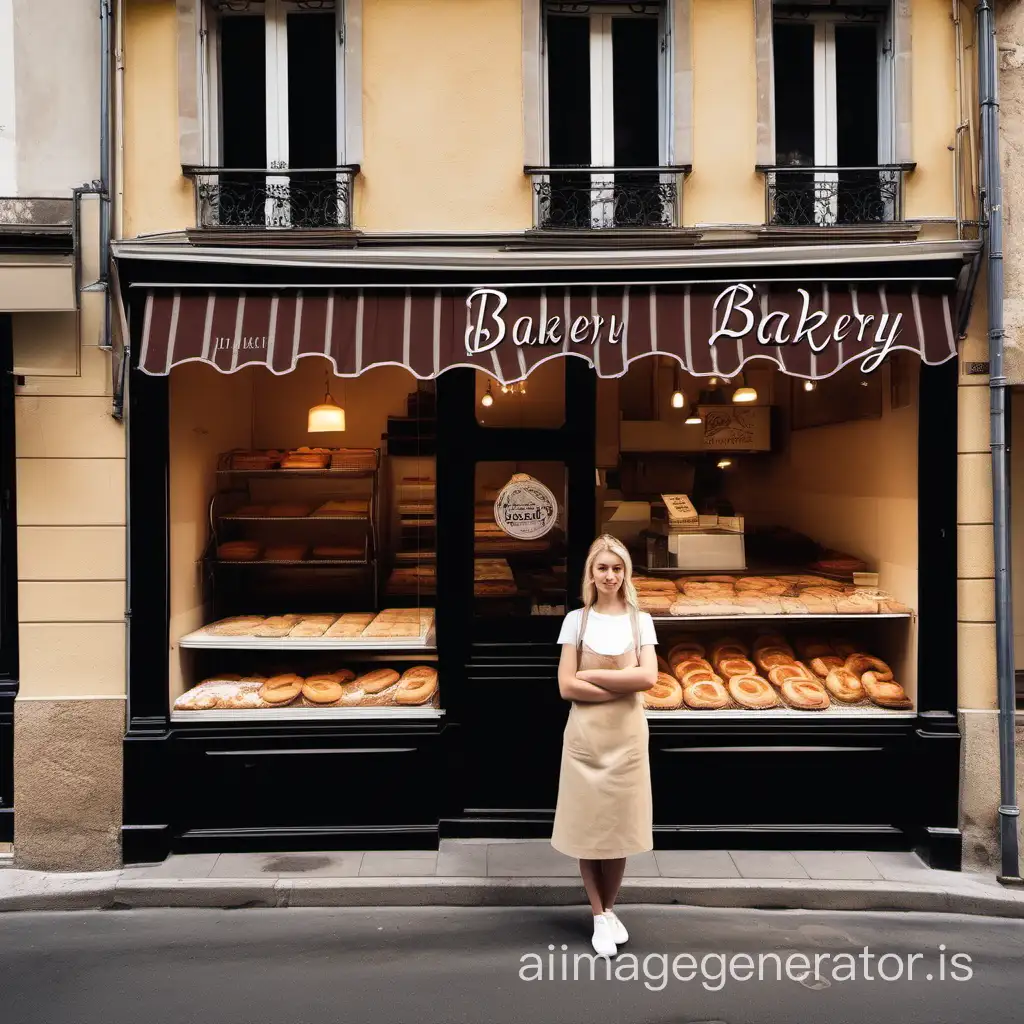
[646,706,916,720]
[216,467,376,480]
[178,632,436,651]
[219,513,371,522]
[651,612,913,623]
[214,558,373,568]
[171,706,445,723]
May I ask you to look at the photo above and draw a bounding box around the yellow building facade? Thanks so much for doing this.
[6,0,1014,871]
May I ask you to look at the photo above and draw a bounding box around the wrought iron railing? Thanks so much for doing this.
[524,166,690,230]
[183,166,359,231]
[758,165,913,228]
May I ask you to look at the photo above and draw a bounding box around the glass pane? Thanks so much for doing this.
[475,361,566,428]
[474,461,567,617]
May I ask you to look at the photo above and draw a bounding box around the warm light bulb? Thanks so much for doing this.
[671,390,685,409]
[685,412,702,425]
[717,459,732,469]
[307,395,346,432]
[803,379,816,392]
[732,386,758,403]
[481,391,494,407]
[708,376,719,387]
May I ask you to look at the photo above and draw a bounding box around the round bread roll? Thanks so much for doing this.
[727,674,779,709]
[302,676,344,704]
[780,677,831,710]
[862,672,912,709]
[395,666,439,705]
[767,663,815,688]
[755,648,796,673]
[682,678,730,709]
[259,674,303,706]
[716,656,758,679]
[354,668,401,694]
[824,667,865,703]
[643,672,683,710]
[668,641,706,661]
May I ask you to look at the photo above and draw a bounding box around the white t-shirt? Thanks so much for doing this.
[557,607,658,657]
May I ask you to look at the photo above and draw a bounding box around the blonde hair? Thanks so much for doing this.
[581,534,640,613]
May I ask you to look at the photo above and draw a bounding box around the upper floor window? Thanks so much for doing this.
[195,0,352,230]
[768,0,901,226]
[532,2,681,230]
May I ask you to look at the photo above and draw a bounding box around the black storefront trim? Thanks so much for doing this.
[0,316,17,842]
[121,264,962,867]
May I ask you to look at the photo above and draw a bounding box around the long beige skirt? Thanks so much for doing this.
[551,691,653,860]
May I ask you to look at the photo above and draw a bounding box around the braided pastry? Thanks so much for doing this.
[727,674,779,709]
[644,672,684,710]
[780,677,831,710]
[682,678,730,709]
[824,667,865,703]
[862,671,913,709]
[844,654,893,680]
[810,655,845,679]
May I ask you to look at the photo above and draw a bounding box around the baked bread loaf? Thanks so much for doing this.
[862,672,913,709]
[287,614,339,638]
[668,641,706,661]
[643,672,683,710]
[207,615,265,636]
[637,594,672,613]
[810,655,845,679]
[302,675,344,704]
[254,614,302,638]
[824,667,865,703]
[259,674,303,706]
[394,666,438,705]
[354,668,401,694]
[780,677,830,710]
[217,540,262,561]
[263,544,307,562]
[768,662,815,688]
[716,656,758,679]
[324,613,376,638]
[682,678,730,709]
[230,450,278,470]
[844,654,893,680]
[727,674,779,709]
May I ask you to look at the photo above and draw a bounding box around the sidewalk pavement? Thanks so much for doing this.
[2,842,1024,917]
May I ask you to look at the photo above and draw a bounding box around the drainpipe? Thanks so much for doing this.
[98,0,121,419]
[977,0,1022,884]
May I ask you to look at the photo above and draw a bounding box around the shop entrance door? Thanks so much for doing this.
[435,363,596,835]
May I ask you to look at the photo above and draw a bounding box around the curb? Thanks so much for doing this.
[2,876,1024,917]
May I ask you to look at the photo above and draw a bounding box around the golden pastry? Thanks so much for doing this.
[768,662,815,689]
[682,678,730,709]
[643,672,684,710]
[824,667,865,703]
[844,654,894,680]
[780,677,831,710]
[727,674,780,709]
[716,656,758,679]
[394,666,439,705]
[862,672,913,709]
[668,641,706,661]
[301,676,344,704]
[353,668,401,694]
[810,655,845,679]
[259,674,303,706]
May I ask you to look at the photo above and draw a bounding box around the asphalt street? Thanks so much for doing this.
[0,905,1022,1024]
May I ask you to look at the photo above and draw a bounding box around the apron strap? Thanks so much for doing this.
[629,605,641,664]
[576,605,591,662]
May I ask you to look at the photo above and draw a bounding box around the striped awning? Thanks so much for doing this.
[137,282,957,382]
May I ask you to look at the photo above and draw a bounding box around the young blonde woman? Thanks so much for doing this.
[552,534,658,957]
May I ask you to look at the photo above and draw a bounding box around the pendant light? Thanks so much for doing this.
[481,381,494,407]
[717,458,733,469]
[732,373,758,403]
[685,409,702,425]
[803,379,817,392]
[308,363,346,432]
[671,363,685,409]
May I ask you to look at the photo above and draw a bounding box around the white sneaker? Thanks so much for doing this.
[604,909,629,944]
[591,914,618,957]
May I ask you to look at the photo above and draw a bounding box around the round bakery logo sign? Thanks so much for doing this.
[494,473,558,540]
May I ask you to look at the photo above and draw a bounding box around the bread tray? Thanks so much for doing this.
[650,612,912,623]
[178,628,436,651]
[646,705,915,720]
[171,706,445,722]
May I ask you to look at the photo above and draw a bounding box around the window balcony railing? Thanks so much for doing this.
[524,166,690,231]
[758,165,914,228]
[183,166,359,232]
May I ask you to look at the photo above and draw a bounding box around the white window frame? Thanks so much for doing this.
[199,0,347,227]
[774,5,894,225]
[540,2,670,228]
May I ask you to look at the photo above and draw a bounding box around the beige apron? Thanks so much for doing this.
[550,605,653,860]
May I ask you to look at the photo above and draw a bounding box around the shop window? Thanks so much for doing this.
[538,2,674,229]
[769,1,899,226]
[474,461,567,617]
[475,359,566,428]
[196,0,350,229]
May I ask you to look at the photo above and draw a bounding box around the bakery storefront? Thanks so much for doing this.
[117,245,969,866]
